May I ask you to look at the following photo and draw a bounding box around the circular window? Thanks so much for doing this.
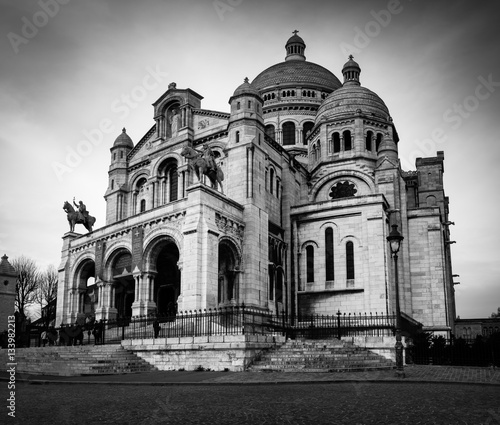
[329,181,357,199]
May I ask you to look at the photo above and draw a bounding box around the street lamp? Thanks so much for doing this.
[387,224,404,377]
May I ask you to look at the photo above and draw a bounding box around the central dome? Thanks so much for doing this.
[252,31,341,93]
[252,61,342,92]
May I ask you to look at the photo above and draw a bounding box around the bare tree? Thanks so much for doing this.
[12,256,41,321]
[34,265,58,327]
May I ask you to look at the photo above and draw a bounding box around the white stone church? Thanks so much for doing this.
[56,32,456,336]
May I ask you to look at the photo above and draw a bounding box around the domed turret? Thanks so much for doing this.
[113,128,134,149]
[316,58,389,124]
[285,30,306,61]
[231,77,260,99]
[342,55,361,86]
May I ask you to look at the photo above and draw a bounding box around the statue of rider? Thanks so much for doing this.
[202,144,217,173]
[73,197,89,225]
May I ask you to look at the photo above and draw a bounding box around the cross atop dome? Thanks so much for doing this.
[292,29,299,36]
[349,54,354,60]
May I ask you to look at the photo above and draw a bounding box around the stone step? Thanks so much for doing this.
[248,338,394,372]
[2,345,157,376]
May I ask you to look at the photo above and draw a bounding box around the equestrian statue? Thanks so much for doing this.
[63,198,96,233]
[180,144,224,193]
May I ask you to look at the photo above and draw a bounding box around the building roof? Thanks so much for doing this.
[232,77,260,98]
[0,254,16,277]
[252,60,342,93]
[316,85,390,123]
[113,128,134,149]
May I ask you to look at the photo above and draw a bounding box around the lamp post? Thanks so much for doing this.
[387,224,404,377]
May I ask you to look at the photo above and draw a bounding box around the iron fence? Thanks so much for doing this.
[12,306,398,347]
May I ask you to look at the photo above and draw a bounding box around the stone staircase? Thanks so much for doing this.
[248,339,395,372]
[0,345,157,376]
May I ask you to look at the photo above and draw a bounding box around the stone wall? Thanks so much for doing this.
[123,334,286,371]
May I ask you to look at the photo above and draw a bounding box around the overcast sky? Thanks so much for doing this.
[0,0,499,319]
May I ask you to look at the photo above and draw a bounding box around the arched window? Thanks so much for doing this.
[236,131,240,143]
[140,199,146,212]
[346,241,355,280]
[376,133,383,151]
[317,141,321,159]
[282,122,296,145]
[325,228,334,281]
[306,245,314,283]
[343,130,352,151]
[303,121,314,146]
[333,132,341,153]
[237,102,241,110]
[248,100,251,108]
[366,131,373,151]
[169,165,178,201]
[265,124,275,141]
[269,168,274,194]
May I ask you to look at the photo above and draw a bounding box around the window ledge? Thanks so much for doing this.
[298,288,364,295]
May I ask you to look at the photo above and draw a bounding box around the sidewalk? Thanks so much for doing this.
[1,365,499,386]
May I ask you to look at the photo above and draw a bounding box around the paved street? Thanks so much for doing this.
[8,381,500,424]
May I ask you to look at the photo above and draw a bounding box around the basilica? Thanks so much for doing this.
[56,32,456,336]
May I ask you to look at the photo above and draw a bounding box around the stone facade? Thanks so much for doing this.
[0,255,17,332]
[56,33,456,336]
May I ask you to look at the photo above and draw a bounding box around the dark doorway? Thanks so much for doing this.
[154,242,180,316]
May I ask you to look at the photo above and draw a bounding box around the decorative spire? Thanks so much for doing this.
[244,77,249,83]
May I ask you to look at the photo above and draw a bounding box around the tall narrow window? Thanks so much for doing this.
[237,102,241,110]
[269,168,274,194]
[140,199,146,213]
[376,133,383,151]
[346,241,355,280]
[169,166,178,201]
[306,246,314,283]
[236,131,240,143]
[265,124,275,140]
[343,130,352,151]
[333,133,341,153]
[303,121,314,146]
[325,228,334,281]
[366,131,373,151]
[282,122,296,145]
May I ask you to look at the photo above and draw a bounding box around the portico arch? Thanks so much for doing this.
[144,236,181,316]
[106,248,134,318]
[218,239,241,305]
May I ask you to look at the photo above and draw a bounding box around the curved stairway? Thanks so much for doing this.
[248,339,395,372]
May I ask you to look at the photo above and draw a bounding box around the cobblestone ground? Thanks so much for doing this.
[6,382,500,425]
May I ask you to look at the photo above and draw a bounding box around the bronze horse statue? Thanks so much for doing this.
[180,146,224,193]
[63,201,96,233]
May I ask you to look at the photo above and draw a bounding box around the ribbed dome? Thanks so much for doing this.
[113,128,134,149]
[316,85,389,123]
[232,77,260,98]
[252,61,342,92]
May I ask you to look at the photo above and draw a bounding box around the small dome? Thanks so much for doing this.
[0,254,16,277]
[113,128,134,149]
[342,55,361,86]
[316,85,390,123]
[286,33,305,47]
[232,77,260,98]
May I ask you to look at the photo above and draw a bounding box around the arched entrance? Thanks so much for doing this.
[153,240,181,316]
[110,250,134,318]
[218,240,240,305]
[74,259,96,321]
